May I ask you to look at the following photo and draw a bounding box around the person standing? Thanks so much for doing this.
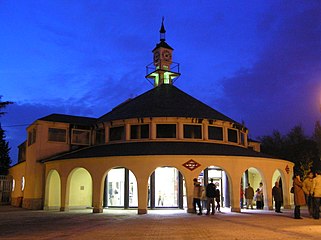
[259,182,264,209]
[255,188,263,209]
[240,184,244,208]
[272,181,282,213]
[215,187,221,212]
[193,178,202,215]
[200,185,207,211]
[293,174,306,219]
[245,183,254,209]
[205,178,216,215]
[302,171,314,216]
[311,170,321,219]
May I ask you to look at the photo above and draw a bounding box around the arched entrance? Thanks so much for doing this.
[68,168,92,209]
[199,166,231,210]
[241,167,264,210]
[103,167,138,208]
[149,167,185,209]
[45,170,61,210]
[272,169,284,209]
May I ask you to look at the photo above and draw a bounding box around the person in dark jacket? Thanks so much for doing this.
[205,178,216,215]
[272,181,282,213]
[215,187,221,212]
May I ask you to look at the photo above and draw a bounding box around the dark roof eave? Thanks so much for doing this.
[43,142,274,162]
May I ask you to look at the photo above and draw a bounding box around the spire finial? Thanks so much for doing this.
[160,17,166,42]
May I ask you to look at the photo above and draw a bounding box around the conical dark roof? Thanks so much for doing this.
[99,84,239,125]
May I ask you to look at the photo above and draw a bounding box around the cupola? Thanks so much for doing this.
[145,17,180,87]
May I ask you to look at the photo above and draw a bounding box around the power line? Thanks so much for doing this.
[1,124,30,128]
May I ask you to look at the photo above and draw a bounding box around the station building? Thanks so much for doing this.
[9,20,294,214]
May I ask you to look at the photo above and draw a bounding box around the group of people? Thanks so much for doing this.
[241,182,264,210]
[193,178,221,215]
[194,171,321,219]
[292,170,321,219]
[272,170,321,219]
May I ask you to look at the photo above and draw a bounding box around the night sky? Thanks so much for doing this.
[1,1,321,164]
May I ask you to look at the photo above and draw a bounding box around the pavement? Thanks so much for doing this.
[0,205,320,240]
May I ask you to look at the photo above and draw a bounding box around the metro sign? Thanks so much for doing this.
[183,159,201,171]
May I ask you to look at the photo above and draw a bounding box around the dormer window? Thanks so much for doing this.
[184,125,202,139]
[240,132,245,145]
[71,129,90,145]
[228,129,238,143]
[28,128,36,146]
[109,126,125,141]
[95,129,105,144]
[208,126,223,141]
[131,124,149,139]
[156,124,176,138]
[48,128,67,143]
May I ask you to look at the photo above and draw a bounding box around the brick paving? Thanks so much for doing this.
[0,206,320,240]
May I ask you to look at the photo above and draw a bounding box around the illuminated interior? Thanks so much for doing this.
[105,168,138,208]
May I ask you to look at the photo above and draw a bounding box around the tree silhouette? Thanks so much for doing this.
[260,124,320,177]
[0,96,13,175]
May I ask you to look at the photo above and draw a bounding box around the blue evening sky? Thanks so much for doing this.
[1,1,321,164]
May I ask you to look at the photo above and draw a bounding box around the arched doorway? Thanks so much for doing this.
[241,167,264,210]
[199,166,230,209]
[272,169,284,208]
[68,168,92,209]
[45,170,61,210]
[103,167,138,208]
[149,167,185,209]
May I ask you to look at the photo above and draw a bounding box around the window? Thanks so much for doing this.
[131,124,149,139]
[156,124,176,138]
[208,126,223,140]
[48,128,67,142]
[109,126,125,141]
[183,125,202,139]
[28,128,36,146]
[95,129,105,144]
[240,132,245,145]
[21,176,25,191]
[18,142,26,163]
[12,179,15,192]
[228,129,238,143]
[71,129,90,145]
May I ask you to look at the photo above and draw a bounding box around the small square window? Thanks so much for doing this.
[109,126,125,141]
[184,125,202,139]
[48,128,67,142]
[72,129,90,145]
[228,129,238,143]
[131,124,149,139]
[208,126,223,141]
[156,124,176,138]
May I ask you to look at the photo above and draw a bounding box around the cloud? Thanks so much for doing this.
[2,69,152,165]
[216,2,321,137]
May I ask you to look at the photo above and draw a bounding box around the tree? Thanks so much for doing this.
[0,96,13,117]
[260,125,319,178]
[0,125,11,175]
[259,130,285,158]
[0,96,13,175]
[313,121,321,159]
